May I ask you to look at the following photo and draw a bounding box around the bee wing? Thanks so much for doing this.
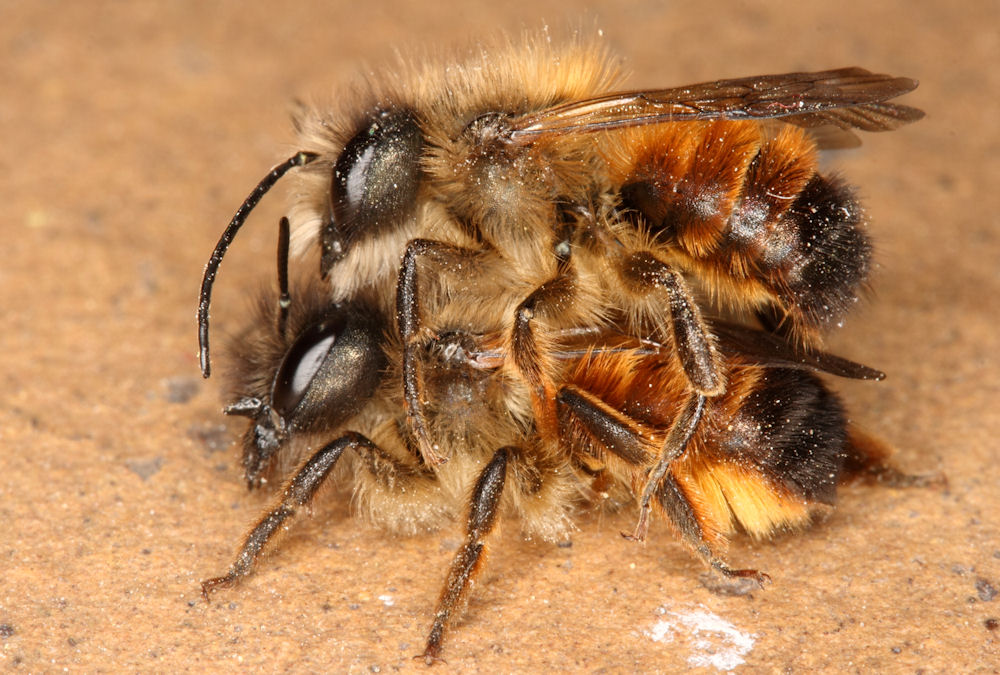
[479,325,883,380]
[510,67,923,141]
[709,321,885,381]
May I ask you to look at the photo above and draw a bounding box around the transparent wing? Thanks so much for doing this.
[510,67,923,142]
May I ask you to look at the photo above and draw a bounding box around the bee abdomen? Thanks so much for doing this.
[613,122,872,338]
[720,122,872,334]
[777,175,871,330]
[729,367,849,504]
[726,170,871,334]
[690,367,850,538]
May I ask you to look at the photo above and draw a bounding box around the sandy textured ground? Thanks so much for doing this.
[3,1,999,672]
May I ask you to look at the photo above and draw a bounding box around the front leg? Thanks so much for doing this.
[202,431,393,597]
[396,238,486,465]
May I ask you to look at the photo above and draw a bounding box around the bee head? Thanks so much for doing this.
[321,108,425,274]
[226,301,387,487]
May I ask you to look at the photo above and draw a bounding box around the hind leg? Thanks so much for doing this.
[556,384,768,587]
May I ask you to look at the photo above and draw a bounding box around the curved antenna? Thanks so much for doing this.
[198,151,319,377]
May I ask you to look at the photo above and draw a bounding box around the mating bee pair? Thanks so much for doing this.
[195,34,923,661]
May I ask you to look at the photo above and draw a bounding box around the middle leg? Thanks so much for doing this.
[422,447,510,663]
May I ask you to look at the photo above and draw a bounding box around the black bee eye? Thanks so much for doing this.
[270,307,386,430]
[326,109,423,265]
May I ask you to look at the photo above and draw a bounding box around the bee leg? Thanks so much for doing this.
[201,431,380,599]
[555,385,656,468]
[422,447,509,664]
[630,392,706,543]
[510,274,578,436]
[556,384,707,544]
[618,251,725,397]
[397,238,484,465]
[555,387,763,583]
[659,477,770,589]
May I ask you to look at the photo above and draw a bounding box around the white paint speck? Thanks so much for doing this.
[645,605,756,672]
[378,595,394,607]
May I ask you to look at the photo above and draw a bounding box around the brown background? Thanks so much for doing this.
[3,1,999,672]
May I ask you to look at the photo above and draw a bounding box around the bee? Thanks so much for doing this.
[195,33,924,661]
[200,247,906,661]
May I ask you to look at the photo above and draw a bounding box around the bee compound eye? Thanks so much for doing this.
[270,309,386,430]
[329,109,424,246]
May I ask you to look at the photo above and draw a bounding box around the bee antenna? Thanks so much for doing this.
[198,151,319,378]
[276,216,291,338]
